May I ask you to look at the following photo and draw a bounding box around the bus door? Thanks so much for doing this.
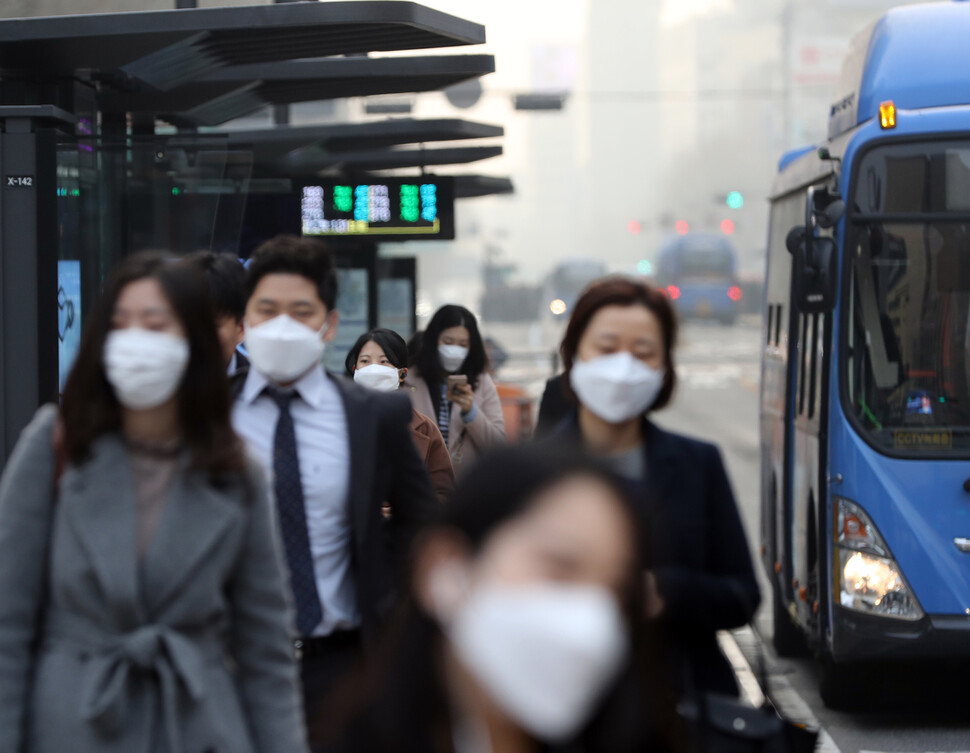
[763,182,833,646]
[790,298,828,628]
[762,192,800,611]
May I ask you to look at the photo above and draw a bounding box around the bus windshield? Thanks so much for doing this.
[847,141,970,454]
[847,219,970,453]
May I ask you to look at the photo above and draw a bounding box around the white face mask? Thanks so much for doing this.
[244,314,327,384]
[438,343,469,373]
[439,578,628,743]
[103,328,190,411]
[353,363,401,393]
[569,351,666,424]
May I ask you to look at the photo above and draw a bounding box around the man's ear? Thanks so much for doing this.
[412,529,470,621]
[322,310,340,342]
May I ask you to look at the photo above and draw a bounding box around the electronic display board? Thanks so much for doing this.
[300,177,454,241]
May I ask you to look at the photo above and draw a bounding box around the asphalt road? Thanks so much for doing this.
[655,317,970,753]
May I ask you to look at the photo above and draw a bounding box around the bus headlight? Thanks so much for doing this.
[834,498,924,621]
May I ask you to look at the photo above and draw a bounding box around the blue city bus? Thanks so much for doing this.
[656,234,742,324]
[761,2,970,708]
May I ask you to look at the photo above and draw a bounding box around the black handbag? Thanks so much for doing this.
[677,632,819,753]
[678,692,818,753]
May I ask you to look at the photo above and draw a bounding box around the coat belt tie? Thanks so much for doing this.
[43,610,225,753]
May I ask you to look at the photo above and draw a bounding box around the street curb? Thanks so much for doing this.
[718,628,841,753]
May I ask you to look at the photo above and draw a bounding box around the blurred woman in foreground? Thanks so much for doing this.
[323,445,676,753]
[550,276,760,697]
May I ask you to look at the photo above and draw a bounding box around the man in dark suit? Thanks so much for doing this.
[187,250,250,375]
[230,236,437,750]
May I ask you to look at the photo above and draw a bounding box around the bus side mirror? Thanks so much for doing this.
[793,236,837,313]
[786,226,805,255]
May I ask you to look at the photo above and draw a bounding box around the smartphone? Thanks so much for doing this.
[447,374,468,396]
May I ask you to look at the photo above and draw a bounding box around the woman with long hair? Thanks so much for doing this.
[549,276,760,697]
[346,327,455,503]
[406,305,505,470]
[0,252,308,753]
[322,445,678,753]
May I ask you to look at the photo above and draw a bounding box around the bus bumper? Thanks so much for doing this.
[832,607,970,662]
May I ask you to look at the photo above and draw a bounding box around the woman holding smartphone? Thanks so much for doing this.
[406,305,505,470]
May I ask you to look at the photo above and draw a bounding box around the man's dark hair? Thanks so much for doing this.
[245,235,338,311]
[186,250,247,321]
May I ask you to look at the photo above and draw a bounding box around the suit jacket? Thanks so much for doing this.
[0,406,308,753]
[230,369,438,640]
[404,371,506,470]
[328,376,438,634]
[408,409,455,504]
[551,413,761,696]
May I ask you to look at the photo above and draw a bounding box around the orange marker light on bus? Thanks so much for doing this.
[879,100,896,129]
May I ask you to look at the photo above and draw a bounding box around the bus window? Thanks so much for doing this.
[798,313,809,416]
[808,313,820,419]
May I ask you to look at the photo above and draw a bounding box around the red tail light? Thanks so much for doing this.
[728,286,743,302]
[667,285,681,300]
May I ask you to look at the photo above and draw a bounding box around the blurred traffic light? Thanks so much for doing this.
[720,218,735,235]
[628,220,642,235]
[675,220,690,235]
[637,259,653,275]
[726,191,744,210]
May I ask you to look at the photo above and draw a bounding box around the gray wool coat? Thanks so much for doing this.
[0,406,310,753]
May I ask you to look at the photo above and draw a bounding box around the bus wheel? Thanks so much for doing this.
[772,580,808,657]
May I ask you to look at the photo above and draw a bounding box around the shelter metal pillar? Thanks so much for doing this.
[0,106,72,459]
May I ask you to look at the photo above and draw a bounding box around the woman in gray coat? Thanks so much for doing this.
[0,253,309,753]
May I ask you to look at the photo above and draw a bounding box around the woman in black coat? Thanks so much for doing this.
[547,276,760,697]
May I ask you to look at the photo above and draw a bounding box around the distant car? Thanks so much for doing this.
[542,259,608,320]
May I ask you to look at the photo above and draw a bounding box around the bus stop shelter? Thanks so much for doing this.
[0,1,496,457]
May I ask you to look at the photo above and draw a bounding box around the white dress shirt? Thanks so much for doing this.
[232,364,358,636]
